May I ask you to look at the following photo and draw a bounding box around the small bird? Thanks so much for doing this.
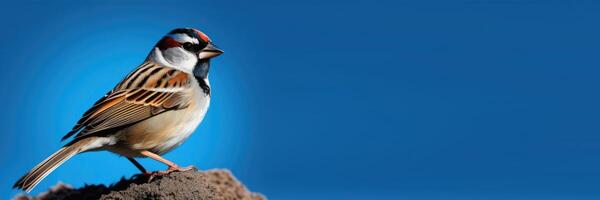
[13,28,223,192]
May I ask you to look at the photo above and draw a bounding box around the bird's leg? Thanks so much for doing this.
[140,150,196,174]
[126,157,150,174]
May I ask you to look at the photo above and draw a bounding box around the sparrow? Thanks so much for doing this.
[13,28,223,192]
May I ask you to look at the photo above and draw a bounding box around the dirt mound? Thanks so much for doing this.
[14,169,265,200]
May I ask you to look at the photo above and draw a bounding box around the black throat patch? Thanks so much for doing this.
[196,77,211,95]
[193,60,211,95]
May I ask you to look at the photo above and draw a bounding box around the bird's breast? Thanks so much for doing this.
[115,83,210,156]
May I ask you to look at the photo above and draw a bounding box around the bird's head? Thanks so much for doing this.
[148,28,223,77]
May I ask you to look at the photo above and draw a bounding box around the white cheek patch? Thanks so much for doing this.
[168,33,199,44]
[149,47,197,73]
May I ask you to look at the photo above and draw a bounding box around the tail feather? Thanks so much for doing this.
[13,138,94,192]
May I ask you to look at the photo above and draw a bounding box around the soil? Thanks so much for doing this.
[13,169,266,200]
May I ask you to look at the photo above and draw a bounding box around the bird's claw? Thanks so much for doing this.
[168,165,197,172]
[143,165,197,182]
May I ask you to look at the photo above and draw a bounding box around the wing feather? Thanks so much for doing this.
[61,62,193,141]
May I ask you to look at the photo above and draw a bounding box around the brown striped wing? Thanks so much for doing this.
[61,62,193,141]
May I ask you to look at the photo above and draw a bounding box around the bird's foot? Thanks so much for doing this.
[144,165,197,182]
[166,165,197,173]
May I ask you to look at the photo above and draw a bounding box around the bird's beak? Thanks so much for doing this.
[198,43,223,60]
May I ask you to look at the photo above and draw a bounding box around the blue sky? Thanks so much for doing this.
[2,0,600,199]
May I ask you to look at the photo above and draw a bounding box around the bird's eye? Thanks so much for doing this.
[182,42,201,53]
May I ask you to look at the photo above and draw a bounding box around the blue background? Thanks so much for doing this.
[1,0,600,199]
